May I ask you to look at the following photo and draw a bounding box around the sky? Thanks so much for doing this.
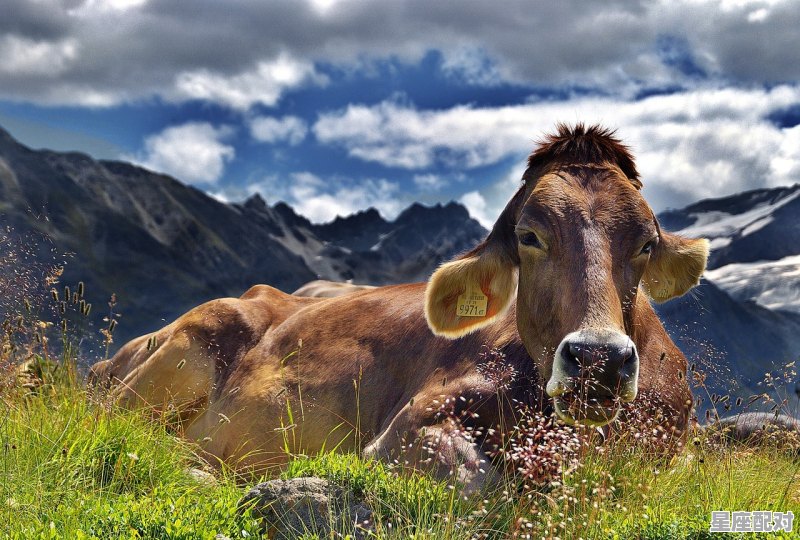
[1,0,799,227]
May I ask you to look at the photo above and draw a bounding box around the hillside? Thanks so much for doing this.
[0,125,486,347]
[659,184,800,313]
[655,186,800,406]
[1,124,798,407]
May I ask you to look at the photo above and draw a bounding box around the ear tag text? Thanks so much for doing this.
[456,284,488,317]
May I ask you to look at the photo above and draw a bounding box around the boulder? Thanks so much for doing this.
[238,477,373,539]
[705,412,800,452]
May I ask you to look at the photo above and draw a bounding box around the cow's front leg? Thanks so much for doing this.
[363,409,498,494]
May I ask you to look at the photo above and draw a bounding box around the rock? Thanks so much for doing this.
[187,467,218,486]
[238,477,373,539]
[705,412,800,452]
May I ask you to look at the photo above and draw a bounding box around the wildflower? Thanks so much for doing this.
[476,346,517,390]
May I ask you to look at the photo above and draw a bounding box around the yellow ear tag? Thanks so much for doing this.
[456,283,488,317]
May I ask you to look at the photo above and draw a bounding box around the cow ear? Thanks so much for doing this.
[642,232,709,302]
[425,246,517,338]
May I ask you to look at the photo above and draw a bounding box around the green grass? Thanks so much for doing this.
[3,235,798,538]
[0,378,259,539]
[2,370,798,539]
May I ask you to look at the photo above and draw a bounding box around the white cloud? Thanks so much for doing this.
[459,191,492,228]
[2,0,800,107]
[249,115,308,145]
[413,173,447,191]
[314,85,800,224]
[171,55,322,110]
[0,35,77,76]
[317,85,800,200]
[440,46,510,87]
[68,0,148,14]
[131,122,235,185]
[247,172,403,223]
[314,100,538,169]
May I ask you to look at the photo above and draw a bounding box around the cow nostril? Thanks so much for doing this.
[568,342,583,360]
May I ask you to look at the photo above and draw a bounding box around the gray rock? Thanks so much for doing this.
[705,412,800,453]
[710,412,800,440]
[238,477,373,539]
[187,467,218,486]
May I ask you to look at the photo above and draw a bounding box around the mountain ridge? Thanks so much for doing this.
[0,124,486,347]
[0,124,798,409]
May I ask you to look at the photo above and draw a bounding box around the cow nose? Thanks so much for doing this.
[566,339,634,376]
[548,329,639,401]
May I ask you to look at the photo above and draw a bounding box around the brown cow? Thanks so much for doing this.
[292,280,375,298]
[89,124,708,491]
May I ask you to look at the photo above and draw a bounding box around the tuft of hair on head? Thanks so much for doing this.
[524,123,641,189]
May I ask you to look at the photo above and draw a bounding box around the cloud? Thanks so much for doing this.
[0,35,77,76]
[413,173,447,191]
[1,0,799,107]
[70,0,149,14]
[171,55,323,110]
[244,172,404,223]
[307,84,799,228]
[249,115,308,145]
[131,122,235,185]
[459,191,492,228]
[440,46,509,87]
[314,85,800,223]
[314,100,537,168]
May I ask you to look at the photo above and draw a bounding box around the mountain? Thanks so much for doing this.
[704,256,800,314]
[659,184,800,313]
[1,123,797,410]
[0,125,486,348]
[253,199,487,285]
[654,279,800,406]
[656,186,800,409]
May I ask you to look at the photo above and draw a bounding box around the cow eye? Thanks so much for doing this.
[518,232,542,248]
[639,240,657,256]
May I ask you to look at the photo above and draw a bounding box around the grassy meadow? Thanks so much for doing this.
[2,369,799,539]
[1,233,798,539]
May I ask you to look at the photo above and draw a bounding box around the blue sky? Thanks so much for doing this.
[1,0,799,226]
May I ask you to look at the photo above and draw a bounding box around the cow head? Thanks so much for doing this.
[425,124,708,426]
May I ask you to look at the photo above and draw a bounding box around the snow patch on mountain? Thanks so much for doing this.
[705,254,800,313]
[675,189,800,245]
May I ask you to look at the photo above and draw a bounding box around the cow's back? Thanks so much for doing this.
[293,280,376,298]
[89,285,319,421]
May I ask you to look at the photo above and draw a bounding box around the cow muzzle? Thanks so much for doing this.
[546,329,639,426]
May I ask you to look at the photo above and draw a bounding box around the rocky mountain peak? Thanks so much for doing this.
[1,122,798,409]
[243,193,268,213]
[0,122,488,345]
